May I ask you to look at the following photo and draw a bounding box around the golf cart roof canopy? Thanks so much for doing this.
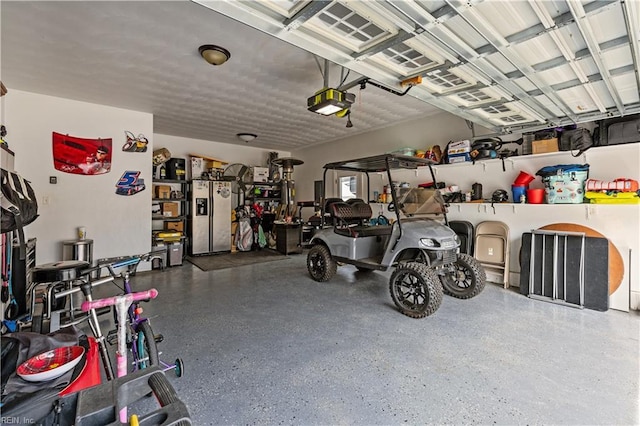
[323,154,436,173]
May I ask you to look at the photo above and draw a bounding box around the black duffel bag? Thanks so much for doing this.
[559,128,593,156]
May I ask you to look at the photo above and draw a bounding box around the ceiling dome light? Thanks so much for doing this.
[237,133,257,143]
[199,45,231,66]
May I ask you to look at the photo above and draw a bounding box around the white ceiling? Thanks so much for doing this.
[2,1,639,151]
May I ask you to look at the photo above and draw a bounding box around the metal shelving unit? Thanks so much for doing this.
[152,179,191,265]
[246,181,281,210]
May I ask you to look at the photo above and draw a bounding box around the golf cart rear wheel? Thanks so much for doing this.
[389,262,443,318]
[307,245,336,282]
[439,253,486,299]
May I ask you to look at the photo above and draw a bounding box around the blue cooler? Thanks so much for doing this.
[536,164,589,204]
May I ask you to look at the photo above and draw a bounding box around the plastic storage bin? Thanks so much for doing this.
[167,241,184,266]
[536,164,589,204]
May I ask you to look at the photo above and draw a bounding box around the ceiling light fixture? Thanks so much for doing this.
[237,133,257,143]
[199,45,231,66]
[307,88,354,116]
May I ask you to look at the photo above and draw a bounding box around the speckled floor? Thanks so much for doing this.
[94,252,640,425]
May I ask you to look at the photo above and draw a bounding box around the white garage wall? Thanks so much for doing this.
[432,145,640,312]
[292,112,640,312]
[5,90,153,264]
[152,134,290,180]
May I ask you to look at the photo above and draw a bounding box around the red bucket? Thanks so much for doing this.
[527,188,545,204]
[514,171,535,186]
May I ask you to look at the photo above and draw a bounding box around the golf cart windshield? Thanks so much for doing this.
[395,187,447,217]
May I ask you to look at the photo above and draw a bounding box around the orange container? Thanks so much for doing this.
[527,188,545,204]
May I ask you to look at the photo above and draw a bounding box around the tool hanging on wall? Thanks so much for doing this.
[2,232,19,320]
[1,233,8,303]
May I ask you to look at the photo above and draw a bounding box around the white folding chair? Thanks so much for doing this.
[474,221,510,288]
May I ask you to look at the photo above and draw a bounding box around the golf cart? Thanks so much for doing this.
[306,153,486,318]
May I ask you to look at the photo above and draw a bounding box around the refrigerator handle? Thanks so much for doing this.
[210,185,215,218]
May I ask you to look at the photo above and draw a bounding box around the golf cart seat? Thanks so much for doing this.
[330,202,392,238]
[323,197,343,226]
[345,199,371,222]
[346,198,366,205]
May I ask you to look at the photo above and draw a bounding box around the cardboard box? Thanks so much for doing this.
[155,185,171,199]
[532,138,559,154]
[161,202,179,217]
[165,221,184,232]
[448,139,471,155]
[207,159,227,169]
[253,167,269,182]
[448,153,471,163]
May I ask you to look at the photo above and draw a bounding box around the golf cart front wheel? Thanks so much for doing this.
[389,262,443,318]
[307,245,337,282]
[439,253,486,299]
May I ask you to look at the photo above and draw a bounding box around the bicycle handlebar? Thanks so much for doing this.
[53,276,115,299]
[80,248,168,278]
[81,288,158,312]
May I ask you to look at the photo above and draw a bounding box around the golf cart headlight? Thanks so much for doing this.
[454,234,461,245]
[420,238,437,248]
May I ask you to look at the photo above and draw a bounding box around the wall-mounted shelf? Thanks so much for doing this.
[152,198,187,202]
[152,215,187,221]
[246,181,281,208]
[447,202,639,216]
[153,178,186,184]
[431,143,637,173]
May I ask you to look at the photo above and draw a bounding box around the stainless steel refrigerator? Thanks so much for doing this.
[190,180,232,254]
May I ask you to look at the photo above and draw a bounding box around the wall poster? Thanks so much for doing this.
[122,131,148,152]
[115,171,145,196]
[52,132,112,175]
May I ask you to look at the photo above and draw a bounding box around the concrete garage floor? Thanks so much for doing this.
[122,253,639,425]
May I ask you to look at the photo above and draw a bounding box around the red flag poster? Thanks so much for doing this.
[52,132,112,175]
